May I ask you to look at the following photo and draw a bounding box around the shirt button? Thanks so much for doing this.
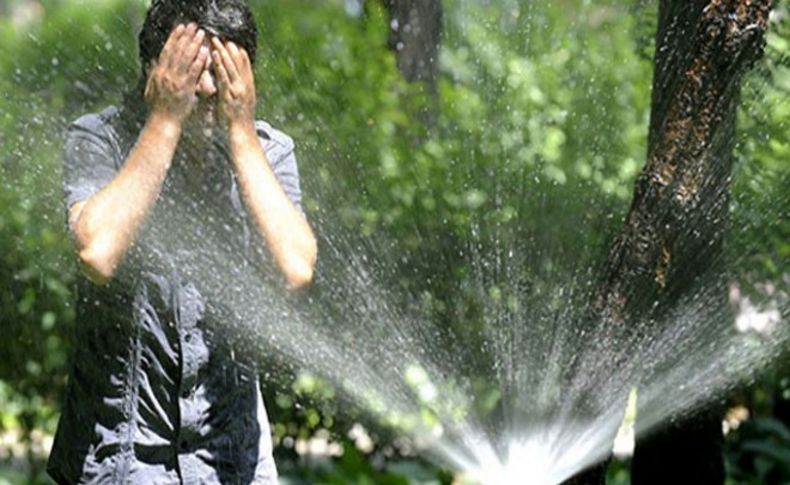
[181,388,191,399]
[184,333,192,343]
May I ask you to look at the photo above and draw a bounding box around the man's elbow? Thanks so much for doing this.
[283,243,317,290]
[285,263,314,290]
[78,243,117,286]
[71,208,121,285]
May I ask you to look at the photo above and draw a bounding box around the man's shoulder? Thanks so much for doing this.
[64,106,125,168]
[69,106,120,134]
[254,120,294,152]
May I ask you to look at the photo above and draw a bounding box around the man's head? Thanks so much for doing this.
[139,0,258,74]
[137,0,258,140]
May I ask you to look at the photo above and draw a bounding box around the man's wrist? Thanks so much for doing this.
[228,119,258,146]
[147,111,183,140]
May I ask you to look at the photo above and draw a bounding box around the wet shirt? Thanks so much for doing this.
[48,106,302,484]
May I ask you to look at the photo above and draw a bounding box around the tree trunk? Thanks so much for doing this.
[595,0,771,328]
[381,0,443,93]
[567,1,773,483]
[380,0,443,129]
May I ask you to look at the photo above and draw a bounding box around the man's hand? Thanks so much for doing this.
[211,37,256,130]
[144,23,209,124]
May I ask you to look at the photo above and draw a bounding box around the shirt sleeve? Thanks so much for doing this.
[63,113,119,210]
[256,122,303,213]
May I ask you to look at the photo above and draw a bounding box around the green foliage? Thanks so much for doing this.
[733,1,790,283]
[726,417,790,484]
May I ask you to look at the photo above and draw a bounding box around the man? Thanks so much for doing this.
[47,0,317,483]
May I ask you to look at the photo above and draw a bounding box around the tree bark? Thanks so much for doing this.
[567,1,773,483]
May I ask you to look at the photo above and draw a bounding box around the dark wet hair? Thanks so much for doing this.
[139,0,258,73]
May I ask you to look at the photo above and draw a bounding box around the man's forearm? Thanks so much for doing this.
[228,122,317,289]
[71,113,181,283]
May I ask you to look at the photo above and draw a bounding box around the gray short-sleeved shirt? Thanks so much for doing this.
[48,106,302,484]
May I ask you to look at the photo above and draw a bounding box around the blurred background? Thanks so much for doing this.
[0,0,788,483]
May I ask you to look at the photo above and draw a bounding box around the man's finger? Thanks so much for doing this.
[158,24,185,68]
[167,23,195,67]
[212,37,240,84]
[161,24,185,56]
[171,23,199,68]
[227,41,242,65]
[239,48,254,84]
[228,42,251,80]
[176,23,199,54]
[180,29,206,73]
[239,48,251,68]
[212,49,231,90]
[188,46,210,80]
